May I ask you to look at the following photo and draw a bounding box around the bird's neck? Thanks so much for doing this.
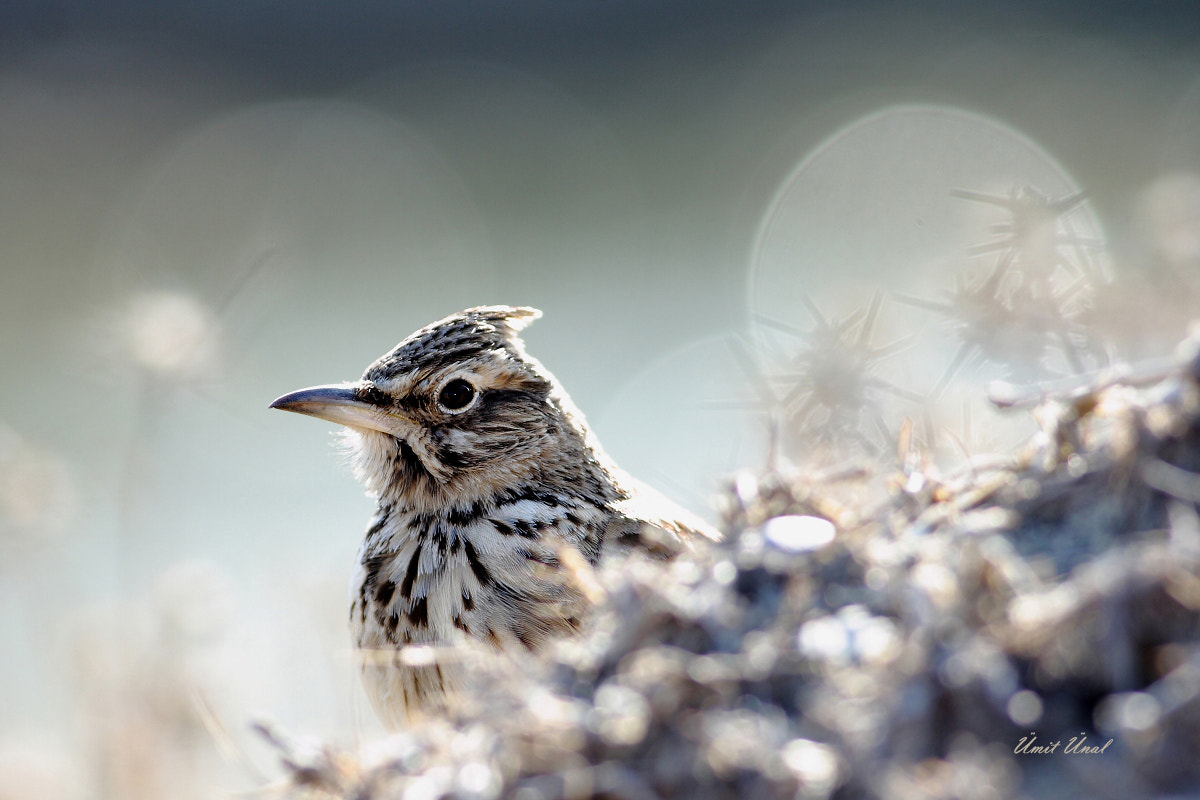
[360,463,619,568]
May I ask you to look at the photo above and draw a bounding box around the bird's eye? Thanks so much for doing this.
[437,378,476,412]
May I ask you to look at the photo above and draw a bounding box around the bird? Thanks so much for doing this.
[270,305,719,726]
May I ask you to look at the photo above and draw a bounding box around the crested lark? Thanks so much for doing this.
[271,305,718,726]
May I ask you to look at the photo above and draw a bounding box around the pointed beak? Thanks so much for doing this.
[270,383,410,436]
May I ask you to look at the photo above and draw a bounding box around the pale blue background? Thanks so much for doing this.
[1,2,1198,795]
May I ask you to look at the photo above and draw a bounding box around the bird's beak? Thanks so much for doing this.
[270,383,410,436]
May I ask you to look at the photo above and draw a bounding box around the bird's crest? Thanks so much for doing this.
[366,306,542,382]
[463,305,542,333]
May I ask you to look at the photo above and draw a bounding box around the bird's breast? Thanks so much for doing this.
[351,498,608,654]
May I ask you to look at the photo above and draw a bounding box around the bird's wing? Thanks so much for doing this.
[605,476,721,558]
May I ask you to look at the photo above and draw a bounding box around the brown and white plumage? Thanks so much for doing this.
[271,305,718,726]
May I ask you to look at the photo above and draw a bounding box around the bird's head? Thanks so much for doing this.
[271,306,601,506]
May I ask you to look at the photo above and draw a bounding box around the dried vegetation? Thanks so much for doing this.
[260,326,1200,798]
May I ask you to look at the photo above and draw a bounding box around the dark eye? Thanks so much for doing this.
[438,378,476,411]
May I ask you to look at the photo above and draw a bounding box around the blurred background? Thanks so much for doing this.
[2,2,1199,796]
